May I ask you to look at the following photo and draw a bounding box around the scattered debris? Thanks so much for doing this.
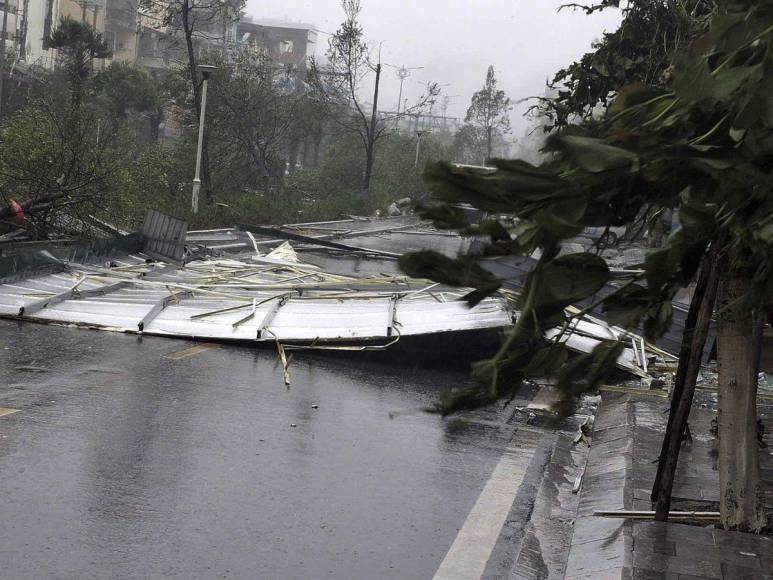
[593,510,720,520]
[572,416,593,446]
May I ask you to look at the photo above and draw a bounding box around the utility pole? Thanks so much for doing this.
[192,64,216,214]
[369,62,381,136]
[362,59,381,200]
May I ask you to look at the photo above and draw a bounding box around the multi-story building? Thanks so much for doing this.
[235,16,316,76]
[0,0,20,54]
[104,0,138,62]
[9,0,317,74]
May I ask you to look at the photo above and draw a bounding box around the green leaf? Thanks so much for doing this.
[398,250,501,306]
[537,253,610,305]
[603,284,650,329]
[554,339,625,417]
[415,203,470,230]
[549,134,640,173]
[533,200,587,238]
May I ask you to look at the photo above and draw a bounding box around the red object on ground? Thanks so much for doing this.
[9,199,25,225]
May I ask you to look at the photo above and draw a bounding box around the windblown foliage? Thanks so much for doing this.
[536,0,718,130]
[401,0,773,414]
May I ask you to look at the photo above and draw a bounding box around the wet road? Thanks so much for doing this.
[0,320,540,579]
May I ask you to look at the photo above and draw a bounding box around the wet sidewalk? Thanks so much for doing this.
[564,391,773,579]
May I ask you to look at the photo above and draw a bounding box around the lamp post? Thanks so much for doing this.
[192,64,216,214]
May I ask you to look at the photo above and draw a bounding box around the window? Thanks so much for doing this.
[279,39,294,54]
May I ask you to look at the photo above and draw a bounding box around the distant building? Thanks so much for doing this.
[0,0,20,54]
[235,16,317,80]
[104,0,138,62]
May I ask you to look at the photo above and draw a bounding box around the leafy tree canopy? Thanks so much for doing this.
[401,0,773,415]
[537,0,718,130]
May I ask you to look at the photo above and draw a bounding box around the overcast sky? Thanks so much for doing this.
[244,1,621,135]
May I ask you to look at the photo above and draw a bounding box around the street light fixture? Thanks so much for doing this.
[191,64,216,214]
[384,64,423,114]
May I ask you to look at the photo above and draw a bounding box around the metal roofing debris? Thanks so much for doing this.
[0,251,513,346]
[482,254,706,358]
[140,210,188,263]
[0,214,674,379]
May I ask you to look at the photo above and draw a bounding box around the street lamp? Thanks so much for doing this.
[192,64,216,214]
[384,64,423,114]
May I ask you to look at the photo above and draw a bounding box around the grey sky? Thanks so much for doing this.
[244,1,621,135]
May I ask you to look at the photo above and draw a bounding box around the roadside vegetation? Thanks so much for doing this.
[402,0,773,533]
[0,1,496,234]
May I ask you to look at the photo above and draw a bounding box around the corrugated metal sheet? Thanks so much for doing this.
[140,211,187,262]
[0,253,514,346]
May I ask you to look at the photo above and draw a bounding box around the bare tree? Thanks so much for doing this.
[309,0,438,205]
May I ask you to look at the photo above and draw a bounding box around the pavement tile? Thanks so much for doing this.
[565,568,625,580]
[711,529,773,555]
[626,567,680,579]
[577,489,626,517]
[634,487,655,501]
[631,551,722,579]
[633,537,677,556]
[565,536,629,576]
[719,562,773,579]
[571,515,627,546]
[633,522,715,545]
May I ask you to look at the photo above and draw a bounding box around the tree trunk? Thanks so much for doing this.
[287,137,300,174]
[652,246,720,519]
[362,146,374,204]
[312,130,322,167]
[149,107,163,143]
[182,2,211,202]
[485,126,492,164]
[716,275,767,532]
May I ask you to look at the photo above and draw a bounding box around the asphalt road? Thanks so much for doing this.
[0,320,544,580]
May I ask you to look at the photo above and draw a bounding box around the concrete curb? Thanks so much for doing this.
[564,392,635,579]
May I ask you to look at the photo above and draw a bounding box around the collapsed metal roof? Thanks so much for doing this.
[0,213,674,377]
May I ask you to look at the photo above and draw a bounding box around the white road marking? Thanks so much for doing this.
[433,436,535,580]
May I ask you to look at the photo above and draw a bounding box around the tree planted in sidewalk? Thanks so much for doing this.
[400,0,772,532]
